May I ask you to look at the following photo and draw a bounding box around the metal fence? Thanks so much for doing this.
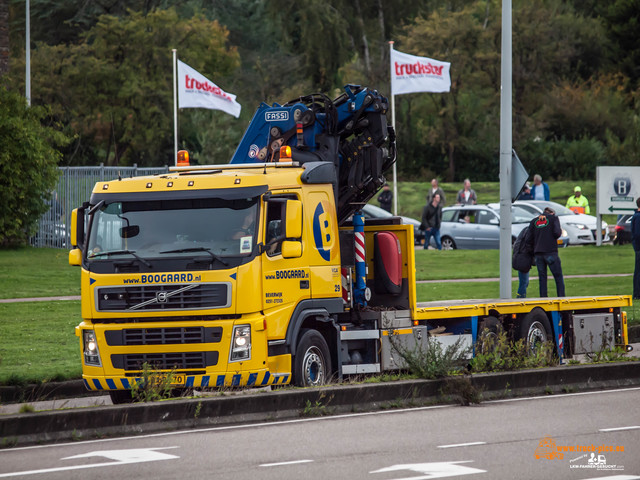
[30,164,168,249]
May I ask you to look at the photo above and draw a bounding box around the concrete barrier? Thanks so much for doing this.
[2,362,639,447]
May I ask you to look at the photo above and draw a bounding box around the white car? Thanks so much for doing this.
[504,200,608,245]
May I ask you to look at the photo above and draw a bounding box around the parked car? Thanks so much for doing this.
[361,203,425,245]
[506,200,609,245]
[436,204,569,250]
[613,215,632,245]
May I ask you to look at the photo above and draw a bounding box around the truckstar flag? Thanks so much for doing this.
[390,49,451,95]
[177,60,241,117]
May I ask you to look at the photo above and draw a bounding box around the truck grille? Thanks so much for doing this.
[111,351,218,371]
[105,327,223,346]
[96,283,230,311]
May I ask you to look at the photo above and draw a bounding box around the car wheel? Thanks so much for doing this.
[441,236,456,250]
[477,316,502,354]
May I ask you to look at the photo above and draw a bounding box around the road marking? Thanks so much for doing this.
[0,447,179,478]
[3,386,640,453]
[371,461,485,478]
[599,426,640,432]
[437,442,486,449]
[260,459,313,467]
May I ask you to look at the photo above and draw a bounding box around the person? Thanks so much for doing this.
[512,225,534,298]
[631,197,640,299]
[421,193,442,250]
[530,174,550,201]
[377,184,393,212]
[456,179,477,205]
[427,178,446,206]
[566,186,590,214]
[517,183,533,200]
[528,206,565,297]
[232,210,256,240]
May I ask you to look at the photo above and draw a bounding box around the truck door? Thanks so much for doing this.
[261,194,310,317]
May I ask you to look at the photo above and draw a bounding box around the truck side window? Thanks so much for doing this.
[265,201,284,256]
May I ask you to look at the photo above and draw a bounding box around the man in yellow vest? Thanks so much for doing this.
[566,186,590,214]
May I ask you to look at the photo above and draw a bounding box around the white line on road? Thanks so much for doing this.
[259,460,313,467]
[598,426,640,432]
[437,442,487,449]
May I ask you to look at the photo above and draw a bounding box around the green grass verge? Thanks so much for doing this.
[0,301,82,385]
[0,247,80,299]
[415,244,634,280]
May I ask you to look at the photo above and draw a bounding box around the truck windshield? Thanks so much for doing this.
[87,197,259,260]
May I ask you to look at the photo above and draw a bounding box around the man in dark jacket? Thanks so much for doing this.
[512,225,534,298]
[631,197,640,299]
[377,184,393,212]
[528,207,565,297]
[421,193,442,250]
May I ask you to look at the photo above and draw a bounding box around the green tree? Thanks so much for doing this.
[0,87,68,246]
[7,8,240,166]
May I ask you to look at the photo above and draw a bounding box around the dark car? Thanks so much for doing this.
[614,215,632,245]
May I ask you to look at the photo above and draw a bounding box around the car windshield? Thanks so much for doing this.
[364,204,392,218]
[87,197,259,260]
[529,201,575,216]
[487,205,538,224]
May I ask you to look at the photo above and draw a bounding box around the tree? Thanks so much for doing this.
[0,0,7,75]
[0,87,68,246]
[6,8,240,166]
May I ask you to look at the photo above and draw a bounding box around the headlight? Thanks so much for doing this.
[83,330,102,366]
[566,223,589,230]
[230,325,251,362]
[561,229,568,237]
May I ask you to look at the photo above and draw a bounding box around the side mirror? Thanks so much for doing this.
[120,225,140,238]
[282,240,302,258]
[69,248,82,266]
[285,200,303,238]
[70,207,85,250]
[489,218,499,225]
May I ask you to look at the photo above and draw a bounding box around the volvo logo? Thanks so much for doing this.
[156,291,168,303]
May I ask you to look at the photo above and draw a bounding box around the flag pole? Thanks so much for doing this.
[172,49,178,166]
[389,41,398,216]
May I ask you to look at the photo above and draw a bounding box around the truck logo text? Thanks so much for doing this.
[313,201,332,261]
[265,111,289,121]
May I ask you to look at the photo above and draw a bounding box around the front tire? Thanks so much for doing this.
[293,329,332,387]
[109,390,133,404]
[441,236,456,250]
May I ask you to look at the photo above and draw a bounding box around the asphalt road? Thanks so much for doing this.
[1,387,639,480]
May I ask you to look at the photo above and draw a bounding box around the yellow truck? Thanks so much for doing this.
[69,86,631,403]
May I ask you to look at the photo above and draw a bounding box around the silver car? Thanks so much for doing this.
[436,204,569,250]
[507,200,608,245]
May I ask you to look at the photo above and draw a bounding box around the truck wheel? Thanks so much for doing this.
[477,316,502,354]
[293,329,332,387]
[518,310,552,354]
[109,390,133,404]
[441,236,456,250]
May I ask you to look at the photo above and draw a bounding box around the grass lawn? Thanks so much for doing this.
[0,247,80,299]
[0,301,82,385]
[414,244,635,280]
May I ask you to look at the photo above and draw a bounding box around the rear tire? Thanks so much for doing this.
[518,310,552,354]
[441,236,456,250]
[293,329,332,387]
[109,390,133,404]
[477,316,502,354]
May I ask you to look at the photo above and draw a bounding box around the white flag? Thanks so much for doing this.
[390,49,451,95]
[177,60,241,118]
